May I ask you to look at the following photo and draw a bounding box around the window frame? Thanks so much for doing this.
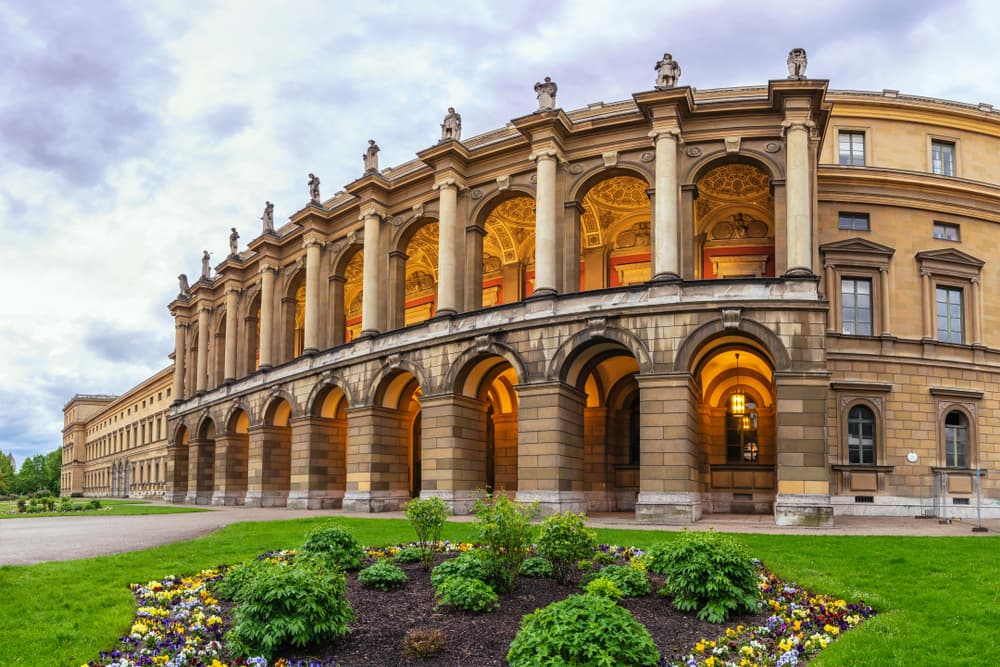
[935,284,964,344]
[930,393,979,471]
[932,221,960,242]
[846,403,876,464]
[838,212,870,232]
[820,238,895,338]
[840,276,874,336]
[838,129,867,166]
[916,249,983,347]
[929,138,957,177]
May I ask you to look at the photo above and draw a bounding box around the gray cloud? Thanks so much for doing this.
[83,321,172,365]
[200,104,253,140]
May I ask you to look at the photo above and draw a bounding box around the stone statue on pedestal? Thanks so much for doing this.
[363,140,380,174]
[201,251,211,280]
[534,77,557,111]
[229,227,239,256]
[655,53,681,89]
[261,201,274,233]
[308,174,321,204]
[787,48,808,79]
[440,107,462,142]
[177,274,190,298]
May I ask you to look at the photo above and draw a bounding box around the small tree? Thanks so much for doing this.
[536,511,597,584]
[404,495,450,567]
[473,492,538,593]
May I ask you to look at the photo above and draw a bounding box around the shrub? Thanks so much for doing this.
[404,496,450,567]
[216,560,271,602]
[473,492,537,593]
[358,559,408,591]
[430,551,487,591]
[434,576,499,612]
[536,511,597,584]
[299,524,365,571]
[592,550,616,566]
[403,628,446,658]
[580,564,650,597]
[84,499,102,511]
[15,499,25,513]
[583,577,624,601]
[506,594,660,667]
[59,497,73,512]
[649,530,760,623]
[577,559,593,573]
[519,556,554,578]
[226,557,353,658]
[393,546,424,564]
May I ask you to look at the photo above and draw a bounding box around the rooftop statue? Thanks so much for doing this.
[534,76,557,112]
[261,201,275,234]
[787,48,808,79]
[440,107,462,142]
[363,140,380,174]
[229,227,239,257]
[655,53,682,89]
[200,251,211,280]
[308,173,321,204]
[177,273,190,298]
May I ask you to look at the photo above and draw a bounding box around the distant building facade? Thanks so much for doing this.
[63,62,999,525]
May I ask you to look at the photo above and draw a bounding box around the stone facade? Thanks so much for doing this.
[63,69,1000,525]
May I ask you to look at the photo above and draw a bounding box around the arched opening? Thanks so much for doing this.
[217,408,249,505]
[374,370,423,501]
[258,397,293,506]
[168,424,190,504]
[454,355,520,494]
[579,174,652,290]
[188,417,216,504]
[694,161,776,279]
[692,341,776,513]
[482,196,536,306]
[213,314,226,386]
[304,384,349,508]
[282,271,306,362]
[562,339,641,512]
[244,292,261,375]
[403,223,439,326]
[340,248,364,343]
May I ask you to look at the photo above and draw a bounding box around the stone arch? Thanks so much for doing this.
[330,240,365,345]
[368,357,431,407]
[224,402,252,433]
[444,340,529,396]
[468,185,537,228]
[171,421,191,446]
[673,316,791,373]
[262,388,298,426]
[568,164,653,203]
[546,323,654,384]
[195,413,216,440]
[390,213,440,252]
[474,190,537,308]
[683,151,781,186]
[307,373,355,417]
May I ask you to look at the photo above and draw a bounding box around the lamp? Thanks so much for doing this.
[730,353,746,416]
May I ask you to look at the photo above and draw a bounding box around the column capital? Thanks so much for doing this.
[303,237,323,250]
[175,320,188,331]
[225,286,242,296]
[648,126,682,144]
[780,118,815,136]
[432,176,466,191]
[259,262,277,275]
[359,202,387,220]
[528,148,565,164]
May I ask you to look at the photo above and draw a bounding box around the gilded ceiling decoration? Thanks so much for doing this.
[615,221,651,249]
[710,213,770,240]
[405,223,439,296]
[582,176,649,249]
[344,251,364,319]
[484,196,535,265]
[695,163,773,223]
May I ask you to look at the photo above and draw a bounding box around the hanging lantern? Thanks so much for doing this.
[740,415,752,431]
[730,353,746,416]
[743,441,759,462]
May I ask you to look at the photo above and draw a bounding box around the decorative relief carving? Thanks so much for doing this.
[474,334,492,352]
[483,255,502,273]
[685,146,702,157]
[386,354,402,370]
[640,151,655,163]
[764,142,781,153]
[529,174,538,184]
[724,137,741,153]
[586,317,607,337]
[569,163,584,175]
[710,213,769,240]
[470,188,484,200]
[720,308,742,329]
[602,151,618,167]
[614,222,650,249]
[496,175,510,191]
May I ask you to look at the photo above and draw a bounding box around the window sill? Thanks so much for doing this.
[831,464,894,473]
[929,466,988,477]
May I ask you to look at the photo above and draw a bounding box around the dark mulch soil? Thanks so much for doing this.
[271,555,768,667]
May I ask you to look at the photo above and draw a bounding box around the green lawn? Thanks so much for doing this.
[0,498,207,519]
[0,518,996,666]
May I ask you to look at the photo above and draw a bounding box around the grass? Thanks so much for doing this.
[0,498,207,519]
[0,518,996,666]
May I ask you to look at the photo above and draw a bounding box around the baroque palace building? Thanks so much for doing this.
[63,54,1000,526]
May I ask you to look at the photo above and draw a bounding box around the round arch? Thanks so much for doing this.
[673,317,791,373]
[368,357,430,407]
[445,341,529,396]
[568,164,653,203]
[546,324,654,384]
[390,214,440,254]
[171,422,191,446]
[262,390,297,426]
[224,403,252,434]
[469,187,537,231]
[307,373,356,417]
[683,151,782,186]
[195,413,216,440]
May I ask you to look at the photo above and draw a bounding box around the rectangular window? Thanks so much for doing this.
[838,212,870,231]
[933,222,960,241]
[936,286,963,344]
[841,278,873,336]
[839,131,865,166]
[931,140,955,176]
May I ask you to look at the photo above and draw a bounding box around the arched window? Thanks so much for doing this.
[847,405,875,464]
[944,410,969,468]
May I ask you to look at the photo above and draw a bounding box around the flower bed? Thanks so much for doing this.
[84,545,874,667]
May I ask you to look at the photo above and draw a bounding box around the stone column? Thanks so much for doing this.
[879,267,892,336]
[361,212,381,335]
[651,128,681,280]
[342,406,412,512]
[245,424,292,507]
[531,150,559,297]
[172,322,186,403]
[419,393,487,514]
[435,180,460,316]
[196,307,210,393]
[185,438,215,505]
[303,239,322,353]
[224,289,238,382]
[287,416,346,509]
[634,373,702,524]
[259,264,275,368]
[514,382,587,514]
[211,432,249,505]
[783,118,815,276]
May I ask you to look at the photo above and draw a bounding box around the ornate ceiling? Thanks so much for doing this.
[405,223,439,297]
[484,196,536,268]
[581,176,650,249]
[695,163,774,225]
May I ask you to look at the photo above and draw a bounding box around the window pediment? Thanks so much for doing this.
[820,237,895,257]
[915,248,984,271]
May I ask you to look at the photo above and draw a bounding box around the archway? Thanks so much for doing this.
[578,174,651,291]
[214,408,249,505]
[282,271,306,362]
[291,384,349,509]
[340,248,364,343]
[187,417,216,504]
[248,396,293,507]
[244,292,261,375]
[694,161,776,279]
[455,354,520,494]
[481,195,536,306]
[167,424,190,503]
[374,370,423,501]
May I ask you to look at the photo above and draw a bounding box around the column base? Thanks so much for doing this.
[211,491,245,506]
[528,288,557,299]
[342,490,410,513]
[782,267,816,279]
[420,489,478,515]
[243,490,289,508]
[774,493,834,527]
[583,490,615,513]
[651,272,682,283]
[635,492,704,524]
[166,492,188,504]
[287,490,344,510]
[432,308,457,318]
[515,490,587,515]
[359,329,380,339]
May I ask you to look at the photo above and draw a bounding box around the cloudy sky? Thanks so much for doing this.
[1,0,997,465]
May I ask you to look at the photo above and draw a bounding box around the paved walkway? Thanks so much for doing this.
[1,503,995,566]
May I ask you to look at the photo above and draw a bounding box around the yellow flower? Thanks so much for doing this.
[824,623,840,636]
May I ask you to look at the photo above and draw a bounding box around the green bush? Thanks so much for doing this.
[430,551,487,591]
[583,577,624,601]
[84,499,102,511]
[649,530,760,623]
[592,550,616,566]
[404,496,450,567]
[226,557,353,658]
[358,559,408,591]
[519,556,554,578]
[299,524,365,571]
[473,492,537,593]
[506,594,660,667]
[536,511,597,584]
[393,546,424,564]
[580,564,650,597]
[59,497,73,512]
[216,559,270,602]
[15,499,25,513]
[434,576,499,612]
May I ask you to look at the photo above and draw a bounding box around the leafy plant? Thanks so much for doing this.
[299,524,365,571]
[215,559,269,602]
[393,546,424,564]
[403,628,446,658]
[519,556,554,578]
[226,557,353,658]
[84,499,102,511]
[358,559,408,591]
[506,594,660,667]
[649,530,761,623]
[473,492,537,593]
[536,511,597,584]
[434,576,499,612]
[580,564,650,597]
[404,496,450,568]
[592,550,616,566]
[583,577,624,601]
[430,551,487,591]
